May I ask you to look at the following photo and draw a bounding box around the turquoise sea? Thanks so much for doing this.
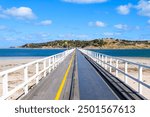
[90,49,150,58]
[0,48,66,57]
[0,48,150,58]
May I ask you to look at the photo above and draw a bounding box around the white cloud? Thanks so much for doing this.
[58,33,89,39]
[89,21,106,27]
[62,0,107,4]
[0,6,36,19]
[103,32,121,36]
[114,24,128,30]
[38,20,52,26]
[95,21,105,27]
[136,0,150,17]
[117,4,132,15]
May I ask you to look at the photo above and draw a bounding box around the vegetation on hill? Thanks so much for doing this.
[20,38,150,49]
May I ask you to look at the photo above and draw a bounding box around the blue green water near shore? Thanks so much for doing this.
[0,48,66,57]
[0,48,150,58]
[90,49,150,58]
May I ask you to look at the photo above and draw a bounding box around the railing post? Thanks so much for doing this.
[102,55,104,67]
[98,54,100,64]
[53,56,55,70]
[109,58,112,73]
[94,53,96,61]
[49,58,51,73]
[105,56,107,70]
[44,60,46,77]
[24,66,28,95]
[95,53,97,62]
[54,56,57,68]
[138,66,143,94]
[124,62,128,83]
[36,62,39,85]
[55,55,58,67]
[57,55,60,65]
[2,73,8,96]
[115,60,119,77]
[96,53,98,63]
[63,52,65,60]
[100,55,102,66]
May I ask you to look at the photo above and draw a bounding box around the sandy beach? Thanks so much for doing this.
[0,57,40,72]
[106,57,150,99]
[0,57,150,99]
[0,57,43,99]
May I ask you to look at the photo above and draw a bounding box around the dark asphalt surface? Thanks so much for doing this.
[22,53,74,100]
[22,49,119,100]
[77,50,118,100]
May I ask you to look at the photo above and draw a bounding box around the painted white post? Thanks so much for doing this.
[55,55,57,67]
[56,55,58,66]
[109,58,112,73]
[124,62,128,83]
[116,60,119,77]
[98,54,100,64]
[36,62,39,85]
[24,66,28,95]
[48,58,51,73]
[138,66,143,94]
[95,53,96,61]
[100,55,102,66]
[95,53,97,62]
[53,56,55,69]
[52,56,55,70]
[97,53,98,63]
[2,73,8,96]
[57,55,60,65]
[105,56,107,70]
[44,60,46,77]
[64,52,66,59]
[102,55,104,67]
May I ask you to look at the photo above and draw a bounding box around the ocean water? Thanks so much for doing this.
[0,48,66,57]
[90,49,150,58]
[0,48,150,58]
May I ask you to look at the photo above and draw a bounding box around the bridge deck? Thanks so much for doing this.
[22,49,144,100]
[22,53,75,100]
[77,50,118,100]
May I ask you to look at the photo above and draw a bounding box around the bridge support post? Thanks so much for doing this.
[44,60,46,77]
[100,55,102,66]
[52,56,55,70]
[2,73,8,97]
[138,66,143,94]
[95,53,97,62]
[48,58,51,73]
[115,60,119,77]
[36,62,39,85]
[124,62,128,83]
[109,58,112,73]
[54,56,56,69]
[98,54,100,65]
[24,66,28,95]
[96,53,98,63]
[102,55,104,67]
[105,56,107,70]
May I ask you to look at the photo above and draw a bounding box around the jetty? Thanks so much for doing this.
[0,48,150,100]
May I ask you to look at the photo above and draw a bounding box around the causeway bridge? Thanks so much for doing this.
[0,49,150,100]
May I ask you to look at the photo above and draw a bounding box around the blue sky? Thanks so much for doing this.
[0,0,150,47]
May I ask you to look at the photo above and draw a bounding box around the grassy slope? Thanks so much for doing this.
[20,38,150,49]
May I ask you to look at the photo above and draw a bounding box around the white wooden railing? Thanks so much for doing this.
[0,49,74,100]
[79,49,150,98]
